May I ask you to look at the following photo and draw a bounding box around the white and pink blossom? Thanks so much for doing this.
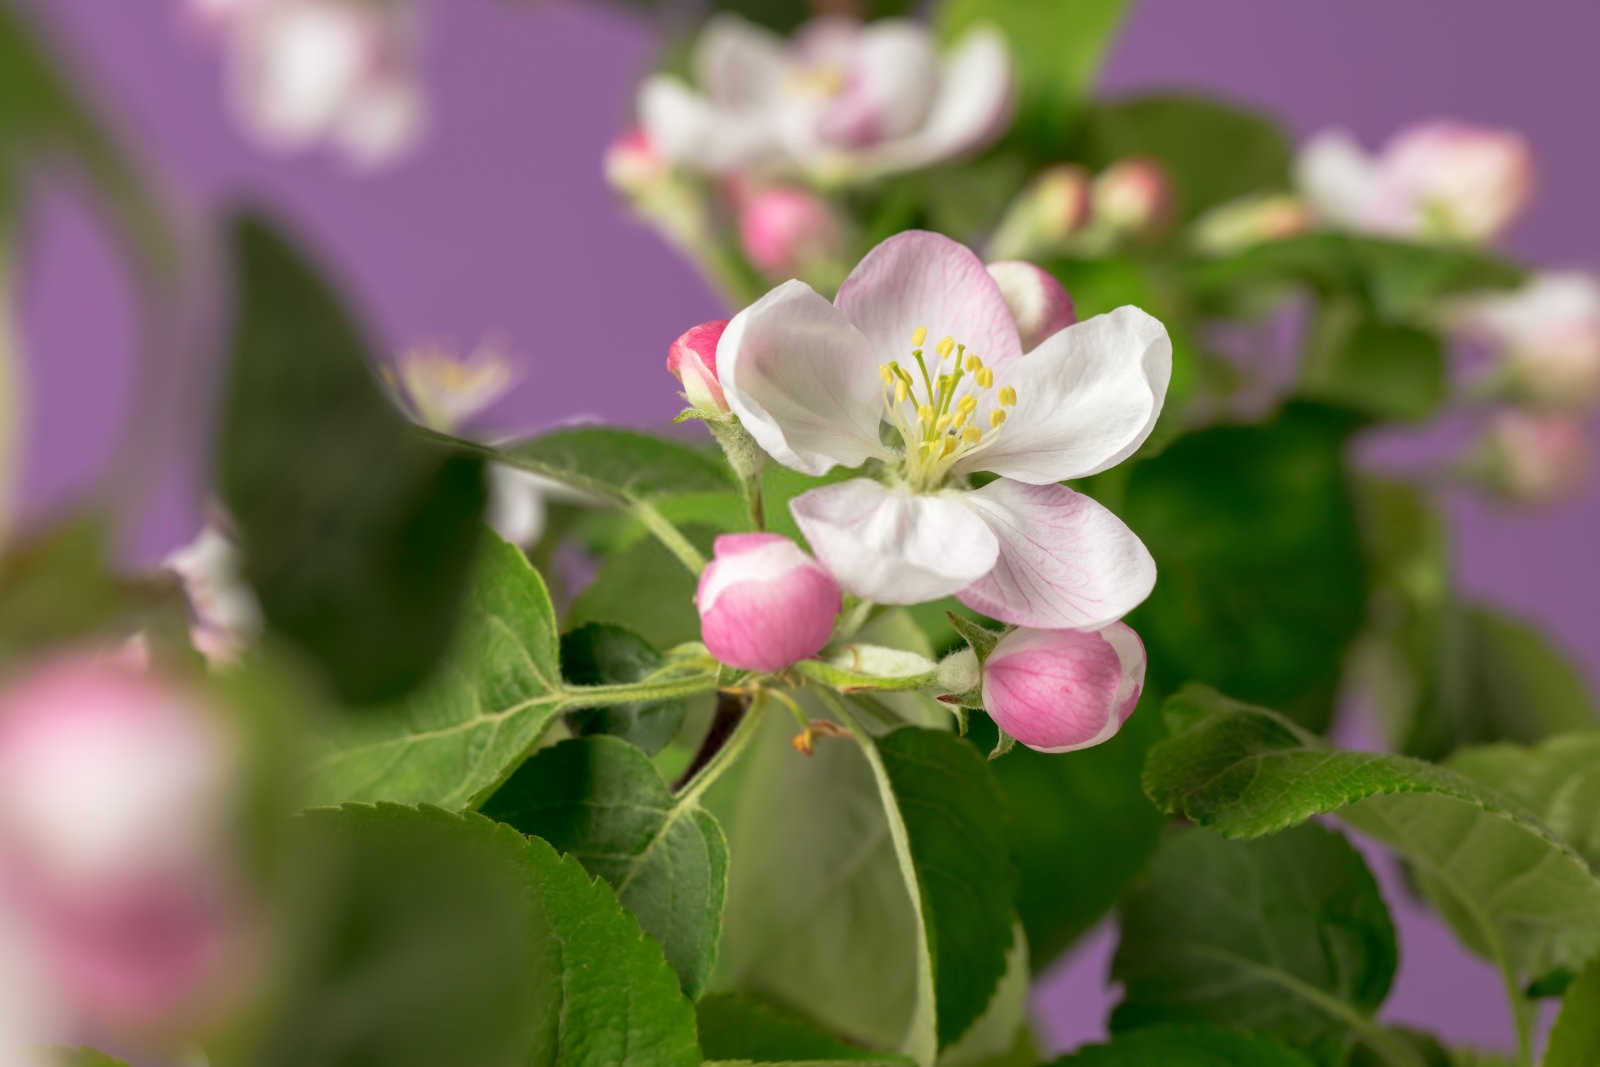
[1297,121,1533,243]
[716,230,1167,629]
[668,320,732,416]
[638,15,1012,184]
[1479,411,1590,504]
[1451,273,1600,407]
[981,623,1145,753]
[696,533,842,672]
[164,521,262,663]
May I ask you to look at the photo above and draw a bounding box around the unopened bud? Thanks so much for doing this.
[980,623,1145,753]
[696,534,842,673]
[738,186,847,280]
[1093,158,1172,236]
[985,261,1076,351]
[667,320,731,415]
[1476,411,1590,505]
[604,125,668,195]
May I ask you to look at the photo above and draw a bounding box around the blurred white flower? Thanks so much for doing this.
[1450,273,1600,407]
[164,520,262,664]
[1478,411,1590,505]
[203,0,426,168]
[638,14,1012,184]
[1297,121,1532,243]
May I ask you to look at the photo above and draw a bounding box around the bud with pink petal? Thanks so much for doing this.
[0,654,248,1035]
[1092,158,1172,236]
[696,534,842,672]
[1451,273,1600,408]
[988,164,1091,259]
[604,125,668,194]
[1478,411,1590,505]
[668,320,731,416]
[980,623,1145,753]
[737,186,847,281]
[1191,193,1313,254]
[985,261,1076,351]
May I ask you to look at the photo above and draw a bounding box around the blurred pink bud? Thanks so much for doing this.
[604,125,668,193]
[981,623,1145,753]
[1380,121,1533,241]
[1093,158,1172,235]
[985,261,1076,351]
[738,186,845,278]
[1481,412,1590,505]
[1452,273,1600,407]
[1191,193,1314,254]
[696,533,842,672]
[0,655,244,1033]
[667,320,730,415]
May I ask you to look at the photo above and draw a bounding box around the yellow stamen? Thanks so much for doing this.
[976,367,995,389]
[990,409,1008,428]
[999,386,1017,407]
[879,364,895,386]
[936,413,954,432]
[957,394,977,414]
[912,326,928,347]
[940,437,958,457]
[964,354,983,372]
[894,380,908,405]
[962,425,983,445]
[917,403,936,423]
[936,336,955,358]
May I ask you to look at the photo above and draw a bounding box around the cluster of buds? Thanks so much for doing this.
[988,158,1171,260]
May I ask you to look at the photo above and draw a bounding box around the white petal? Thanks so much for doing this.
[335,77,424,168]
[637,75,780,172]
[487,465,548,547]
[694,13,792,108]
[1296,129,1385,230]
[228,2,370,149]
[790,479,998,603]
[817,20,939,146]
[835,230,1022,371]
[718,280,888,475]
[854,27,1012,176]
[956,480,1155,629]
[958,306,1170,484]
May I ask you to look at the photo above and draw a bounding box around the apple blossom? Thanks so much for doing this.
[603,126,669,195]
[668,320,731,416]
[218,0,425,168]
[1297,121,1533,242]
[1092,158,1172,236]
[737,186,847,280]
[695,533,842,672]
[985,261,1075,352]
[0,654,246,1034]
[638,14,1012,184]
[1478,411,1590,504]
[164,520,262,662]
[981,623,1145,753]
[1450,273,1600,407]
[716,230,1167,629]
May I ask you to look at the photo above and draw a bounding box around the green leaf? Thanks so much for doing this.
[968,692,1165,972]
[938,0,1128,150]
[1447,733,1600,874]
[1120,404,1366,730]
[696,994,915,1065]
[303,532,563,808]
[481,735,728,999]
[1544,956,1600,1067]
[497,425,733,503]
[1044,1023,1317,1066]
[245,805,699,1067]
[1302,316,1445,422]
[568,523,721,650]
[50,1050,131,1067]
[794,643,939,693]
[1111,824,1397,1065]
[219,216,487,704]
[561,623,686,756]
[1077,93,1292,223]
[1142,687,1600,1006]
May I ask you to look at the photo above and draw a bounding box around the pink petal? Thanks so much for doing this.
[982,623,1145,753]
[985,261,1076,352]
[696,533,841,672]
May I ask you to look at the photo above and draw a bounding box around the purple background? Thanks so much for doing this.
[15,0,1599,1055]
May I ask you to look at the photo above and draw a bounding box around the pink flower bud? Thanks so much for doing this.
[1380,121,1533,242]
[738,186,845,278]
[1093,158,1172,235]
[604,125,667,194]
[667,320,730,415]
[1031,165,1092,240]
[1191,193,1313,254]
[985,261,1076,351]
[1480,412,1590,505]
[0,655,245,1033]
[980,623,1145,753]
[696,533,842,672]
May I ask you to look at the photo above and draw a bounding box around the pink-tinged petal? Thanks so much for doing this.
[835,230,1022,371]
[637,75,779,173]
[790,479,998,603]
[737,188,845,277]
[857,27,1012,175]
[981,622,1144,753]
[718,280,887,475]
[1296,130,1386,230]
[334,75,425,169]
[817,20,938,148]
[958,305,1170,483]
[957,480,1155,629]
[696,533,841,672]
[985,261,1076,352]
[226,1,373,149]
[667,319,731,413]
[1379,121,1533,241]
[694,13,792,109]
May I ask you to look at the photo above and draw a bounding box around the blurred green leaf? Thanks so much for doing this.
[1448,734,1600,874]
[1077,93,1292,223]
[568,523,720,648]
[560,622,686,755]
[1120,404,1365,730]
[51,1050,131,1067]
[482,735,729,998]
[1111,824,1397,1066]
[696,993,915,1065]
[1544,956,1600,1067]
[1045,1024,1316,1066]
[1302,315,1445,422]
[498,426,733,504]
[1143,687,1600,1017]
[219,216,487,705]
[246,805,699,1067]
[304,532,563,808]
[939,0,1129,151]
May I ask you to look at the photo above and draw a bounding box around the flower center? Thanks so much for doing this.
[790,64,847,98]
[879,326,1017,492]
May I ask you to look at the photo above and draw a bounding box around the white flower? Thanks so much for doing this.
[1450,273,1600,407]
[638,14,1012,184]
[220,0,425,168]
[164,521,262,661]
[1296,121,1532,243]
[717,230,1168,628]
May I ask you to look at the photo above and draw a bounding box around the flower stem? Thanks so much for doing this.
[561,671,722,709]
[633,499,706,573]
[673,690,763,802]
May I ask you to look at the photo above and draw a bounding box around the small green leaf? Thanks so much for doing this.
[561,623,686,756]
[219,216,486,704]
[1044,1023,1316,1066]
[1303,315,1445,422]
[795,643,939,692]
[244,805,699,1067]
[482,735,728,998]
[946,614,1000,665]
[696,994,914,1064]
[1447,733,1600,874]
[498,426,733,503]
[1111,824,1397,1065]
[1544,956,1600,1067]
[1143,687,1600,1007]
[304,532,564,808]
